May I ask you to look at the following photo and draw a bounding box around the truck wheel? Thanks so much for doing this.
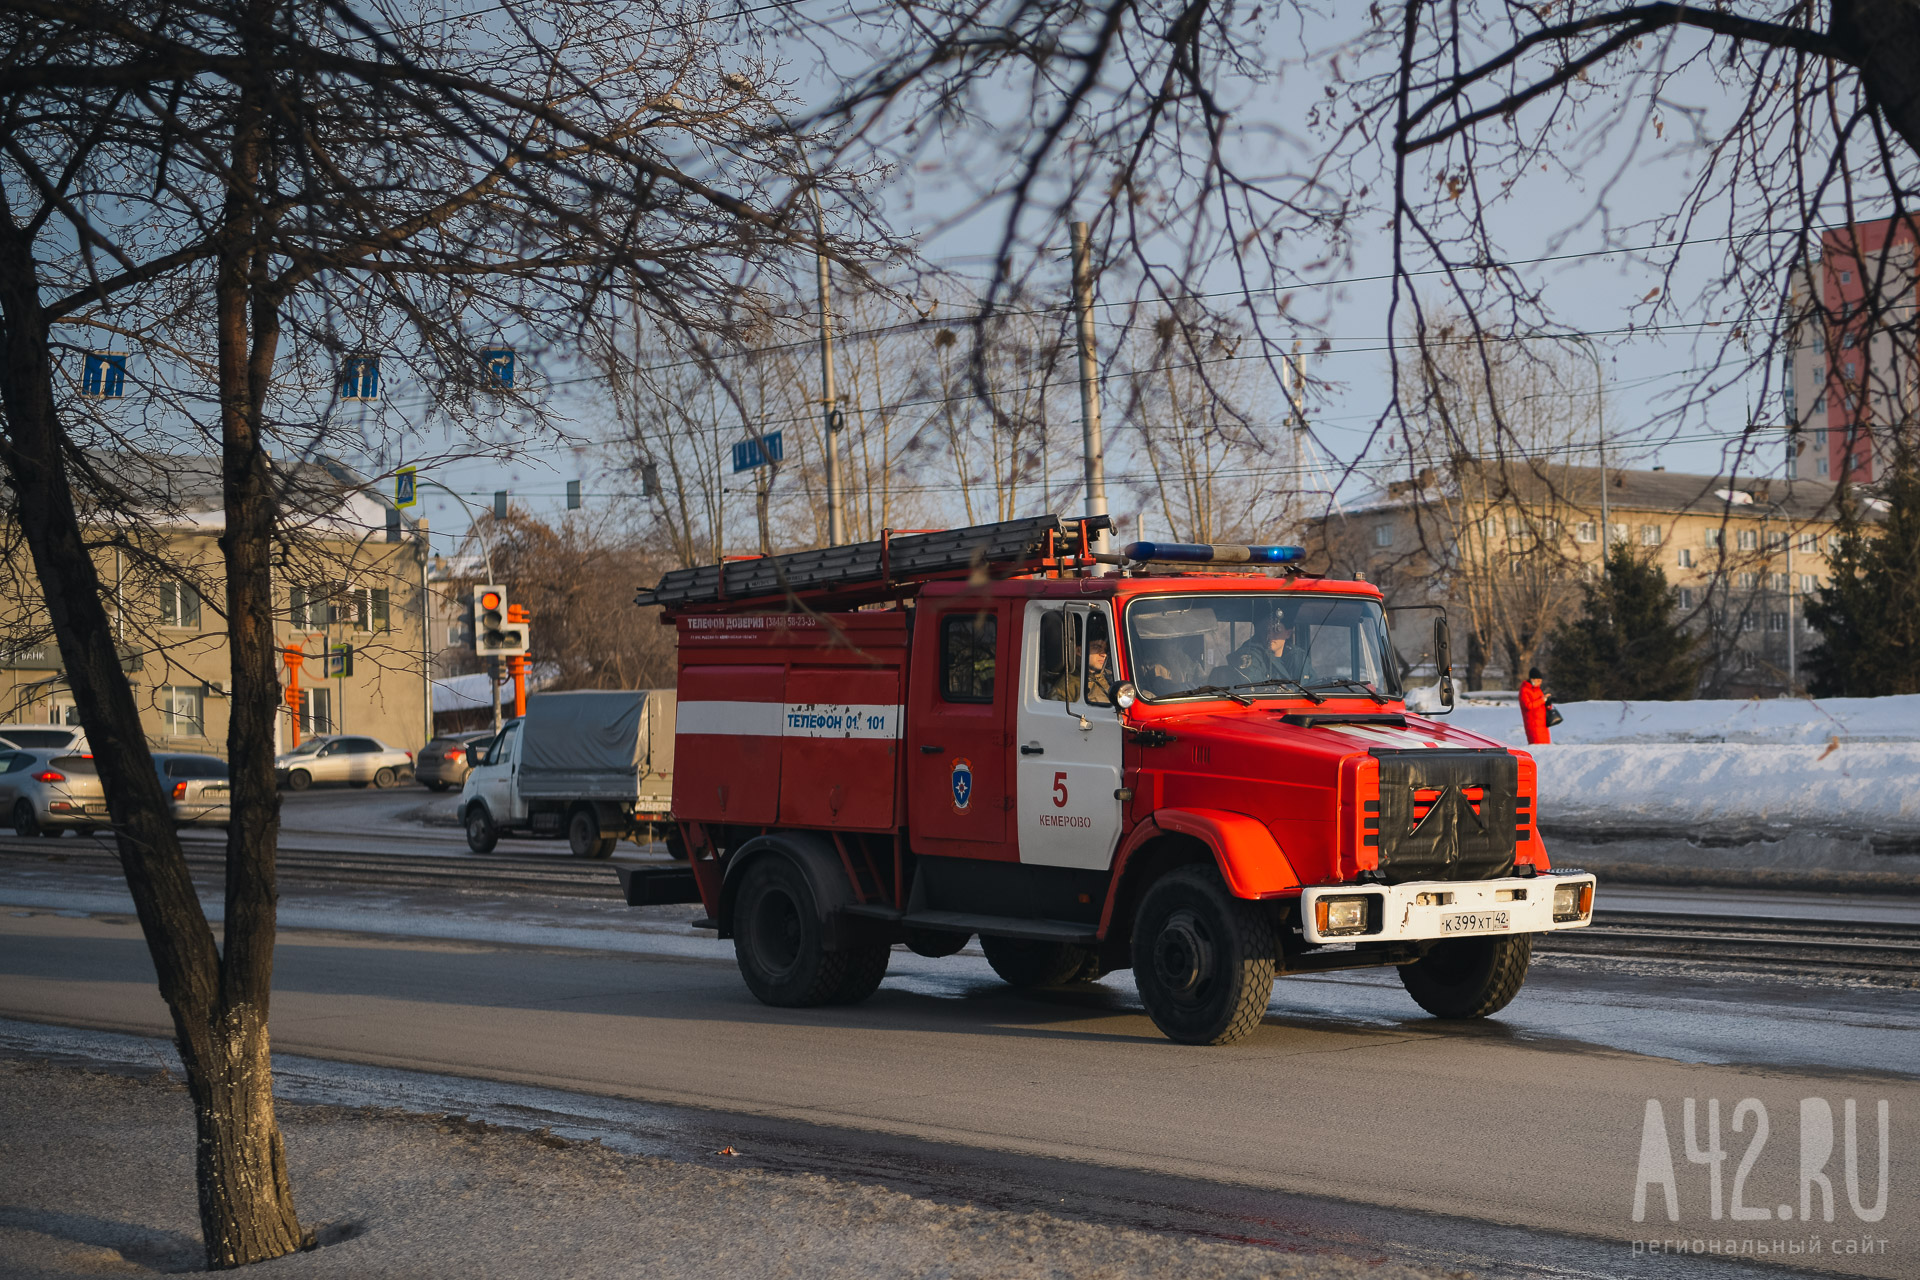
[1131,865,1275,1045]
[733,857,885,1007]
[980,936,1100,987]
[1398,934,1532,1019]
[567,808,616,859]
[464,805,499,854]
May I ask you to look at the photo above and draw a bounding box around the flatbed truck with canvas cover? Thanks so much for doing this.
[625,515,1596,1045]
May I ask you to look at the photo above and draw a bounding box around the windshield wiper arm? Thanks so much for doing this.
[1306,678,1390,705]
[1165,683,1254,705]
[1229,678,1325,705]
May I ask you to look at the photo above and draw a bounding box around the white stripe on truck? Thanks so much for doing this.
[677,701,903,740]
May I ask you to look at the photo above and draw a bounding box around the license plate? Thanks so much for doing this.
[82,803,107,814]
[1440,910,1510,934]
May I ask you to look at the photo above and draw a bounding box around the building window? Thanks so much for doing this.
[1676,547,1694,569]
[1639,524,1661,546]
[1765,531,1786,551]
[1373,524,1393,548]
[1842,332,1856,349]
[1818,454,1831,477]
[939,612,997,703]
[332,586,390,632]
[1840,270,1852,284]
[1828,534,1842,555]
[159,580,201,629]
[1737,529,1758,551]
[1575,522,1596,544]
[300,688,332,736]
[161,685,205,737]
[1705,528,1723,549]
[1677,587,1695,609]
[1741,614,1758,632]
[1768,612,1788,633]
[340,356,380,401]
[1845,361,1857,377]
[1738,572,1759,591]
[1608,522,1627,544]
[81,352,128,398]
[1506,516,1527,539]
[1798,532,1817,553]
[1800,574,1818,593]
[1770,573,1789,593]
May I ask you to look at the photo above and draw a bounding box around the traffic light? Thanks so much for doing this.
[473,584,507,655]
[472,585,530,656]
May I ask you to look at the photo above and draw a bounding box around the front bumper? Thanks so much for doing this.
[1299,872,1597,945]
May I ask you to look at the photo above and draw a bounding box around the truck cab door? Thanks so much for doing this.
[474,721,523,826]
[1015,601,1124,870]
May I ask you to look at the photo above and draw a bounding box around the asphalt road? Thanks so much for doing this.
[1,887,1913,1279]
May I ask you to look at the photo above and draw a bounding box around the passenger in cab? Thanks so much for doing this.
[1226,613,1309,686]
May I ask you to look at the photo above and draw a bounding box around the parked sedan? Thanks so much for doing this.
[414,730,496,791]
[154,752,230,827]
[273,735,414,791]
[0,749,108,836]
[0,724,88,753]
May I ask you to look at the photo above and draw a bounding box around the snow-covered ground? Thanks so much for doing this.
[1428,694,1920,836]
[1444,692,1920,745]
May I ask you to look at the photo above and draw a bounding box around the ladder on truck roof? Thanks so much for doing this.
[635,514,1112,613]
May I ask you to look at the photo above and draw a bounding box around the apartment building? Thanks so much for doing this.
[1308,462,1851,696]
[0,455,432,754]
[1781,215,1920,484]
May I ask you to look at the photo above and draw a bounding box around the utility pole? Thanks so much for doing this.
[818,245,845,545]
[1070,221,1109,549]
[489,655,501,733]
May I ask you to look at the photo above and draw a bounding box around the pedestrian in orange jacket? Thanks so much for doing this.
[1519,667,1551,744]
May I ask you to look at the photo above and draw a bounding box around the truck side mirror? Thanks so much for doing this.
[466,744,483,768]
[1433,616,1455,713]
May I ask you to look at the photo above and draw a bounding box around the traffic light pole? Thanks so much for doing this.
[509,653,528,718]
[489,655,501,733]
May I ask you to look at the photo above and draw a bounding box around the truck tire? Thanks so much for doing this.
[980,936,1100,987]
[906,928,972,959]
[567,808,616,859]
[1398,933,1532,1019]
[1131,865,1275,1045]
[464,804,500,854]
[733,857,887,1007]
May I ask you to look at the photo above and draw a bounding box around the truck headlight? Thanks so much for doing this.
[1315,895,1371,937]
[1552,881,1593,922]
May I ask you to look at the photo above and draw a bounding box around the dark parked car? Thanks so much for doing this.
[415,730,496,791]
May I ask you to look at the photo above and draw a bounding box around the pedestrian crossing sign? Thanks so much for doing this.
[395,465,417,509]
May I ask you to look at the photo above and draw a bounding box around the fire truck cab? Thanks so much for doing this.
[632,515,1595,1045]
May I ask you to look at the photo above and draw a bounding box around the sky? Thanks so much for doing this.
[392,3,1820,557]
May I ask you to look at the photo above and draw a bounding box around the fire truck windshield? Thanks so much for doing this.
[1125,594,1403,703]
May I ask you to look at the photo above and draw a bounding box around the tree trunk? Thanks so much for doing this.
[0,109,308,1280]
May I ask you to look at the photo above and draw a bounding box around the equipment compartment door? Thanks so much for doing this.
[1015,601,1123,870]
[907,600,1011,855]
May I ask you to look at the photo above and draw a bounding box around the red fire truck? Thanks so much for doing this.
[627,515,1595,1045]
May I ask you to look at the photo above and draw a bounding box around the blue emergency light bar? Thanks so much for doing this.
[1123,541,1305,565]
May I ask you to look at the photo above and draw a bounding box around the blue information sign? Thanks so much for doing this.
[731,430,785,474]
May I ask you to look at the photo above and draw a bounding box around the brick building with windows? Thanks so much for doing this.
[1781,215,1920,484]
[0,455,432,755]
[1308,462,1853,697]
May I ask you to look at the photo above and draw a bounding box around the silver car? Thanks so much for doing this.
[155,752,231,827]
[0,748,108,836]
[0,724,88,753]
[274,735,414,791]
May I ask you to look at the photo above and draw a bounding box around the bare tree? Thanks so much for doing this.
[0,0,882,1264]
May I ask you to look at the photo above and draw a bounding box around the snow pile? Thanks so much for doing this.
[1530,741,1920,831]
[1412,694,1920,834]
[1444,693,1920,745]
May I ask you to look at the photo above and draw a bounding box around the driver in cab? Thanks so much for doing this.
[1227,614,1308,686]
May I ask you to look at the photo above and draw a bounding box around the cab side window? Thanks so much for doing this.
[940,613,997,703]
[1036,610,1069,702]
[486,723,519,764]
[1082,612,1114,706]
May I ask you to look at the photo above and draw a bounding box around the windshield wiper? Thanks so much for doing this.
[1305,678,1390,705]
[1230,678,1326,705]
[1158,683,1254,705]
